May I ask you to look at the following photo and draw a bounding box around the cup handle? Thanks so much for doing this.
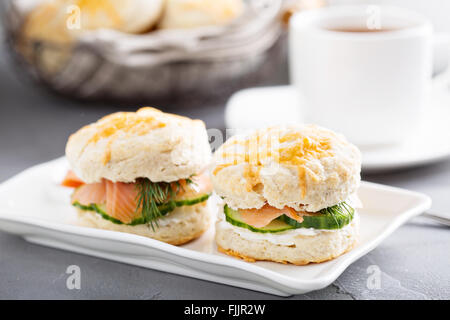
[433,33,450,76]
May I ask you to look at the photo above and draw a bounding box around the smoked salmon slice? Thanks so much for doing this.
[192,172,213,194]
[71,181,106,206]
[67,170,211,225]
[105,180,141,224]
[62,170,85,188]
[240,205,305,228]
[175,172,213,199]
[71,180,140,224]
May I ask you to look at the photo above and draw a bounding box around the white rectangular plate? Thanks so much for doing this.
[0,158,431,296]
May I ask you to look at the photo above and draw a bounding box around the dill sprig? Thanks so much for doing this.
[319,202,354,228]
[134,178,193,231]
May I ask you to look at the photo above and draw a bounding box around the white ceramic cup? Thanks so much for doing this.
[289,5,433,147]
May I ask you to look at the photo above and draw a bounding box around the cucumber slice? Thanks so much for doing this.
[223,203,355,233]
[175,194,210,207]
[280,203,355,230]
[224,205,295,233]
[73,193,210,226]
[74,202,126,225]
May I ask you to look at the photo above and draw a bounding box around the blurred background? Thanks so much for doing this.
[0,0,286,181]
[1,0,450,203]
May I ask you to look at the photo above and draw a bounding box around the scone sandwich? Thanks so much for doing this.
[62,107,212,245]
[211,125,362,265]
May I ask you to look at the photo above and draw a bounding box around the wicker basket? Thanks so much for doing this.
[2,0,287,102]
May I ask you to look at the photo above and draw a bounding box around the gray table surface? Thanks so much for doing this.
[1,28,449,300]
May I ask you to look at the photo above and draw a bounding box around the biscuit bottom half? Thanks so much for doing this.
[216,216,359,265]
[76,202,211,246]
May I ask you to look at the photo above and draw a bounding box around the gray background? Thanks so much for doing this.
[0,20,449,300]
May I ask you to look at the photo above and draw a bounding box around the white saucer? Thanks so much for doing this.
[225,81,450,172]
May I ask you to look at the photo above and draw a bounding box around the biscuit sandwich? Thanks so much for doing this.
[63,107,212,245]
[211,125,362,265]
